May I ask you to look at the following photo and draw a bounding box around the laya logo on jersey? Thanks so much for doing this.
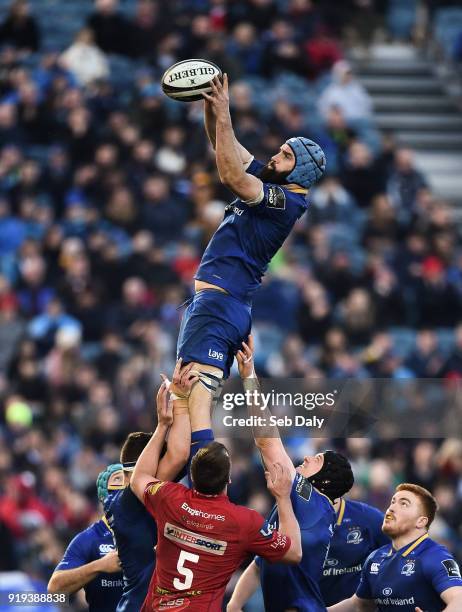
[370,562,381,574]
[346,528,363,545]
[401,559,416,576]
[259,520,274,538]
[99,543,115,555]
[164,523,227,555]
[442,559,462,578]
[208,349,224,361]
[266,186,286,210]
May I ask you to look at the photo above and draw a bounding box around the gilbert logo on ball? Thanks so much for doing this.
[161,59,222,102]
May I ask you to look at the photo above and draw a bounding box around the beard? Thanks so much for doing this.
[258,161,289,184]
[382,518,410,538]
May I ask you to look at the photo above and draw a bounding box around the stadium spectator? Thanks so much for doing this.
[387,148,427,214]
[60,29,110,87]
[87,0,133,57]
[0,0,40,53]
[318,60,373,121]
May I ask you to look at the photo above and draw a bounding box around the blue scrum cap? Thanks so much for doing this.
[96,463,124,503]
[285,137,326,189]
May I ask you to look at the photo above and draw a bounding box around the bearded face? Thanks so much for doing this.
[258,160,289,184]
[382,491,428,538]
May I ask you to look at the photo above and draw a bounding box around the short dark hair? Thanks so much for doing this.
[190,442,231,495]
[396,483,438,527]
[120,432,152,464]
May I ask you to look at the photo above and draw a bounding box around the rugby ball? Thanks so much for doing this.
[161,59,222,102]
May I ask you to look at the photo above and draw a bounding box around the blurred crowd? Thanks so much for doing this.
[0,0,462,603]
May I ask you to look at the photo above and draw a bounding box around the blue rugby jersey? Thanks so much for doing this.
[104,487,157,612]
[195,159,309,302]
[256,473,335,612]
[356,534,462,611]
[320,499,389,606]
[55,519,123,612]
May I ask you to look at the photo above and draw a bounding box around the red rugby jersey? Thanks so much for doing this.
[141,481,291,612]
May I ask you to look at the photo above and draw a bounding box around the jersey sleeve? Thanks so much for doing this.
[143,480,176,518]
[254,183,307,223]
[421,547,462,595]
[246,159,264,177]
[241,510,291,563]
[355,551,375,600]
[55,530,93,571]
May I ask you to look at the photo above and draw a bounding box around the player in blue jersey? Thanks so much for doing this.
[328,483,462,612]
[171,74,326,437]
[227,336,354,612]
[321,497,390,606]
[104,360,212,612]
[48,464,125,612]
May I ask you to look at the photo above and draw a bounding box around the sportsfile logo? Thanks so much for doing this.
[164,523,227,555]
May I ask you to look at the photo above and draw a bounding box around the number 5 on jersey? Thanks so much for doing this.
[174,550,199,590]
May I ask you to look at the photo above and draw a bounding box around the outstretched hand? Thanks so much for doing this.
[170,358,199,397]
[236,334,255,379]
[265,462,292,499]
[202,74,230,121]
[156,381,173,427]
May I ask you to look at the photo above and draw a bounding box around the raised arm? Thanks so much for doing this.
[130,382,172,501]
[265,462,302,563]
[204,97,253,167]
[203,76,262,202]
[227,560,260,612]
[155,361,198,481]
[237,335,296,479]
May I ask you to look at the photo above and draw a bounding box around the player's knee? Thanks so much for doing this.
[189,363,224,398]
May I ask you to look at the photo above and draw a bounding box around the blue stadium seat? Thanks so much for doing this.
[389,327,416,359]
[436,328,456,357]
[387,0,418,40]
[434,8,462,59]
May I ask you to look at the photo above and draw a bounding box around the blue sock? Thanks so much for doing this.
[187,429,214,487]
[191,429,214,445]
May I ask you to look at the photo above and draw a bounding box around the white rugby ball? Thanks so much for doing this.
[161,59,222,102]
